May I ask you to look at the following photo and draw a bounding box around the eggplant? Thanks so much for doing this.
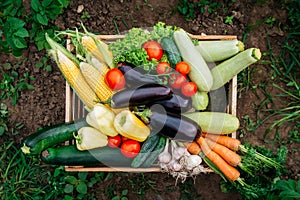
[148,105,202,142]
[148,94,192,113]
[111,84,173,109]
[118,63,160,88]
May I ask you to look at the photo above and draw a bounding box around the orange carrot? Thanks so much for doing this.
[184,142,201,155]
[197,137,240,181]
[204,137,241,167]
[205,134,241,151]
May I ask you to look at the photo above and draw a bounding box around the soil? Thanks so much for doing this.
[1,0,299,199]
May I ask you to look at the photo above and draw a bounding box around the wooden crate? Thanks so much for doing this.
[64,34,238,172]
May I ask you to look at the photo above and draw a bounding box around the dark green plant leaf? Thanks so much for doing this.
[64,176,77,185]
[122,189,128,196]
[13,37,27,49]
[64,184,74,194]
[58,0,71,8]
[78,172,88,181]
[63,195,74,200]
[14,28,29,38]
[36,13,48,25]
[42,0,54,7]
[76,182,87,194]
[31,0,41,12]
[0,126,5,136]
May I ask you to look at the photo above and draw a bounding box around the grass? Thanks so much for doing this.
[0,0,299,199]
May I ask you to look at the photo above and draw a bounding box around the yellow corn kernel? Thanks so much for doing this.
[81,36,113,68]
[79,62,114,101]
[56,50,98,109]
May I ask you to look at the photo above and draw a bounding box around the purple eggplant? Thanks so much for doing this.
[118,63,160,88]
[111,84,173,109]
[147,106,202,142]
[148,94,192,114]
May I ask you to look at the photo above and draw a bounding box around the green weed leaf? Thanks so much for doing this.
[63,195,74,200]
[64,176,77,185]
[13,37,27,49]
[36,13,48,25]
[42,0,54,7]
[64,184,74,194]
[78,172,88,181]
[15,28,29,38]
[31,0,41,12]
[76,182,87,194]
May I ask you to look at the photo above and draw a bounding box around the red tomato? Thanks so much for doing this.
[169,73,187,89]
[107,135,122,148]
[181,82,198,97]
[120,140,141,158]
[175,61,190,75]
[121,136,129,143]
[142,40,163,61]
[105,68,126,90]
[156,62,171,74]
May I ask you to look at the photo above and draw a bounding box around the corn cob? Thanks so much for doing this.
[55,50,99,109]
[81,36,114,68]
[45,33,99,109]
[86,54,109,73]
[79,62,114,101]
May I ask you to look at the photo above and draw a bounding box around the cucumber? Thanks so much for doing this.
[131,133,160,168]
[160,37,181,67]
[41,145,133,166]
[183,112,240,134]
[21,118,88,155]
[141,136,166,168]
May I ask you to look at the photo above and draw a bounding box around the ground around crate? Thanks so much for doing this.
[1,0,299,199]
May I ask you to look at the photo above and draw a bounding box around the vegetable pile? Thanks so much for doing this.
[20,22,284,195]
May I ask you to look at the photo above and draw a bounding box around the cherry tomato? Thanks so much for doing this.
[121,136,129,143]
[175,61,190,75]
[169,73,187,89]
[107,135,122,148]
[120,140,141,158]
[142,40,163,61]
[105,68,126,90]
[181,82,198,97]
[156,62,171,74]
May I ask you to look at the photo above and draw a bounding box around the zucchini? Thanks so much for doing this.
[21,118,88,155]
[183,112,240,134]
[131,133,160,168]
[195,39,244,62]
[173,29,213,92]
[41,145,133,166]
[160,37,181,67]
[210,48,261,90]
[141,136,166,168]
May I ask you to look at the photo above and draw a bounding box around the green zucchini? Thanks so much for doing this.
[141,136,166,168]
[210,48,261,90]
[131,133,160,168]
[173,29,213,92]
[195,39,244,62]
[183,112,240,134]
[21,118,88,155]
[41,145,133,166]
[160,37,182,67]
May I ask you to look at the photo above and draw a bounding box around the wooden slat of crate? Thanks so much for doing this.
[65,34,238,172]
